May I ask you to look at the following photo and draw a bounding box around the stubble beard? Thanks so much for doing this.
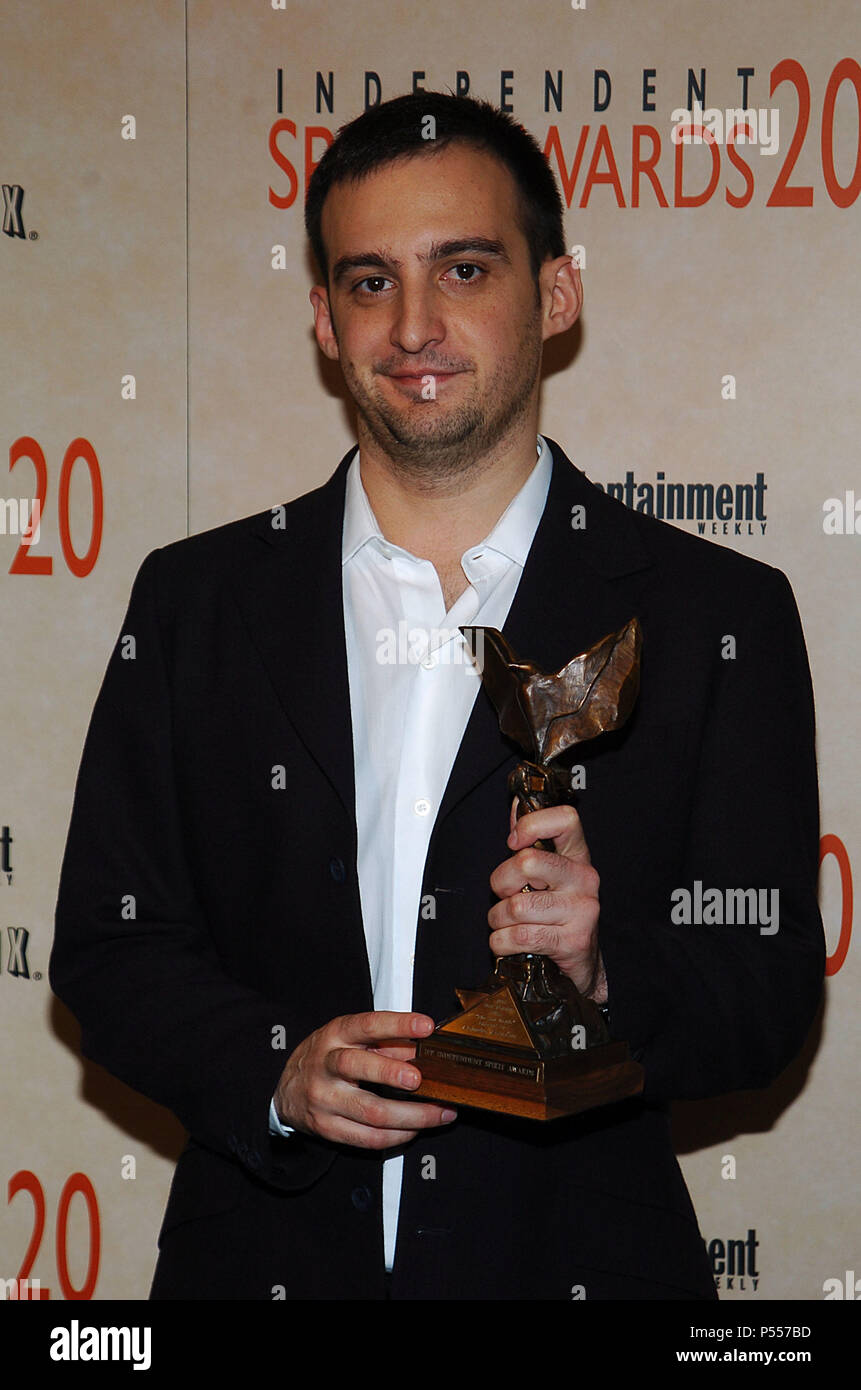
[337,306,544,489]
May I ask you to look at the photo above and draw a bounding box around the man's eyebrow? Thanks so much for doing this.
[331,237,511,285]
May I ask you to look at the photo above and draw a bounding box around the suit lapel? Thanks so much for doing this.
[232,448,359,823]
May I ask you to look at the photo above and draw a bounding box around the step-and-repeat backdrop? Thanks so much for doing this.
[1,0,857,1300]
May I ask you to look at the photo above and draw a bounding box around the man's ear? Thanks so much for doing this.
[310,285,340,361]
[540,256,583,342]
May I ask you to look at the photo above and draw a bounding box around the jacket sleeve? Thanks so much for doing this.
[598,564,826,1102]
[50,549,336,1192]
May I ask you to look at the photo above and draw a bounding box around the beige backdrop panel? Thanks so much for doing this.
[0,1,187,1301]
[1,0,857,1299]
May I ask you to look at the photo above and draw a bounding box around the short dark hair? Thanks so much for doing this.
[304,91,566,285]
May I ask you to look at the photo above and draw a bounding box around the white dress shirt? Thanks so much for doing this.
[271,435,553,1271]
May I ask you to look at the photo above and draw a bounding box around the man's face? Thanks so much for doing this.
[311,142,571,480]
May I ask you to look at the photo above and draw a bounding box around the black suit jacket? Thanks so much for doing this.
[51,439,825,1300]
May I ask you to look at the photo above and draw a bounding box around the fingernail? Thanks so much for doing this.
[400,1070,419,1088]
[441,1109,457,1122]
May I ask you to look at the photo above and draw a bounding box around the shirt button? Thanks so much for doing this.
[421,653,437,669]
[414,798,431,816]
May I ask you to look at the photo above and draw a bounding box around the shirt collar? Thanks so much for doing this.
[342,436,552,567]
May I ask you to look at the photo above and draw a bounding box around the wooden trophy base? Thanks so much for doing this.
[414,968,644,1121]
[415,1034,644,1121]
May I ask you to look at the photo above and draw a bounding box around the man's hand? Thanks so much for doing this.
[274,1011,456,1149]
[488,803,607,1002]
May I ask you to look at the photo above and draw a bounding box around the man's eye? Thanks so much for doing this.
[355,276,393,295]
[447,263,483,283]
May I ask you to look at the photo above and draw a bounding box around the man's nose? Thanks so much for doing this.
[390,284,445,354]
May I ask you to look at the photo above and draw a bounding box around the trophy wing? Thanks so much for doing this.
[538,617,642,763]
[460,626,537,757]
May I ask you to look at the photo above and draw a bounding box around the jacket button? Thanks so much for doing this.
[351,1185,373,1213]
[329,857,346,883]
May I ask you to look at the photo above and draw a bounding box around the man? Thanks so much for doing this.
[51,92,824,1300]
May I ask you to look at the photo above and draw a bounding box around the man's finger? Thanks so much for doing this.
[372,1044,419,1062]
[507,804,591,862]
[345,1087,457,1134]
[329,1045,422,1092]
[490,846,599,901]
[489,922,567,957]
[335,1011,435,1046]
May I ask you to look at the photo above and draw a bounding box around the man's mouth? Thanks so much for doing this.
[384,370,465,391]
[387,370,461,380]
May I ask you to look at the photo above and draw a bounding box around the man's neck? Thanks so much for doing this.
[357,425,541,605]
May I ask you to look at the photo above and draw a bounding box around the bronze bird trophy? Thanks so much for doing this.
[414,618,646,1121]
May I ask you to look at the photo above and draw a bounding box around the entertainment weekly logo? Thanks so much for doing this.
[708,1228,761,1294]
[592,470,767,536]
[0,823,32,980]
[0,825,12,885]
